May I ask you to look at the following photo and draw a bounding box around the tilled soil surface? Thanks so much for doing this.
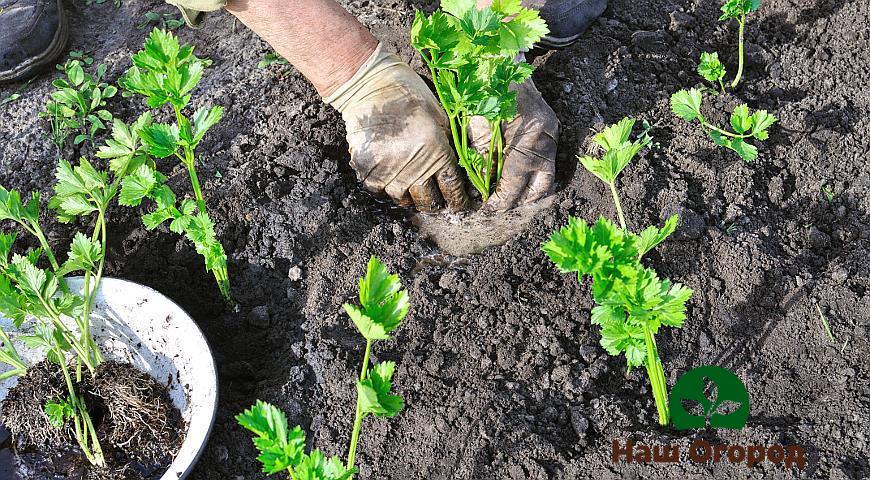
[1,0,868,478]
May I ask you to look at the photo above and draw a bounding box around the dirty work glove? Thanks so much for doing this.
[469,79,559,211]
[165,0,225,27]
[325,43,469,212]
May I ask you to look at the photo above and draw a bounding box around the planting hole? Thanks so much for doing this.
[412,195,555,255]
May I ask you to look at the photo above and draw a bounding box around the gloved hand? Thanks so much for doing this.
[165,0,225,27]
[325,43,469,212]
[468,79,559,211]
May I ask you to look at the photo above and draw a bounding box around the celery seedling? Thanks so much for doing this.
[671,88,776,161]
[697,52,726,94]
[0,153,135,466]
[411,0,548,201]
[238,256,408,479]
[544,119,692,426]
[578,118,650,230]
[237,401,354,480]
[118,28,232,303]
[720,0,761,88]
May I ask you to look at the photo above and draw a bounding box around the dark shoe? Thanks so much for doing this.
[0,0,69,83]
[524,0,608,49]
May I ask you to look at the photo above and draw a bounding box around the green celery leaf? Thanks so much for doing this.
[45,397,75,429]
[730,104,752,134]
[750,110,777,140]
[56,232,101,276]
[697,51,725,83]
[191,106,223,145]
[357,361,404,417]
[499,8,549,52]
[441,0,477,17]
[236,400,306,475]
[295,450,355,480]
[344,256,409,341]
[670,89,704,122]
[119,165,158,206]
[542,216,612,275]
[634,214,679,258]
[139,123,180,158]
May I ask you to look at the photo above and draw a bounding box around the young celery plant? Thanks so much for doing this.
[118,28,232,304]
[578,118,651,230]
[544,119,692,426]
[238,256,408,479]
[671,88,777,162]
[237,401,353,480]
[0,153,134,466]
[411,0,548,201]
[343,256,407,471]
[720,0,761,88]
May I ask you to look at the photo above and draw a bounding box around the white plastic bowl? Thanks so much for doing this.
[0,277,217,480]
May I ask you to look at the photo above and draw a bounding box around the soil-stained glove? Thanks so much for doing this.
[325,43,469,212]
[165,0,225,27]
[469,79,559,211]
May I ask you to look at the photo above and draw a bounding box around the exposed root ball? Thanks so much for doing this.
[1,360,184,479]
[1,361,69,450]
[90,362,183,470]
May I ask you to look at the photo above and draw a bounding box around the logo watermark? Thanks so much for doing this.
[611,365,806,470]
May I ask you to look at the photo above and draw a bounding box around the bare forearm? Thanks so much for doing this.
[226,0,378,97]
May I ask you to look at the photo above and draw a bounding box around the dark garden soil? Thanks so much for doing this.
[1,361,183,479]
[1,0,868,478]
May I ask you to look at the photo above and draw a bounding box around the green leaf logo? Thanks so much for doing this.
[669,365,750,430]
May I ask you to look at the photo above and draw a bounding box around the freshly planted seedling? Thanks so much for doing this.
[258,52,289,69]
[544,119,692,426]
[0,152,136,466]
[118,28,232,303]
[411,0,548,201]
[671,88,776,161]
[578,118,651,230]
[137,11,184,30]
[68,50,94,65]
[1,79,33,106]
[697,52,726,94]
[237,401,353,480]
[40,59,116,148]
[821,184,835,203]
[238,256,408,479]
[720,0,761,88]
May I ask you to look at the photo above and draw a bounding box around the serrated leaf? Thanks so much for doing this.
[499,8,549,52]
[357,361,404,417]
[697,51,726,83]
[441,0,477,17]
[45,397,75,429]
[730,104,752,134]
[139,123,180,158]
[119,165,158,206]
[236,400,306,475]
[343,257,409,341]
[750,110,777,140]
[56,232,102,276]
[192,106,222,145]
[634,214,679,258]
[671,89,703,122]
[726,137,759,161]
[295,451,355,480]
